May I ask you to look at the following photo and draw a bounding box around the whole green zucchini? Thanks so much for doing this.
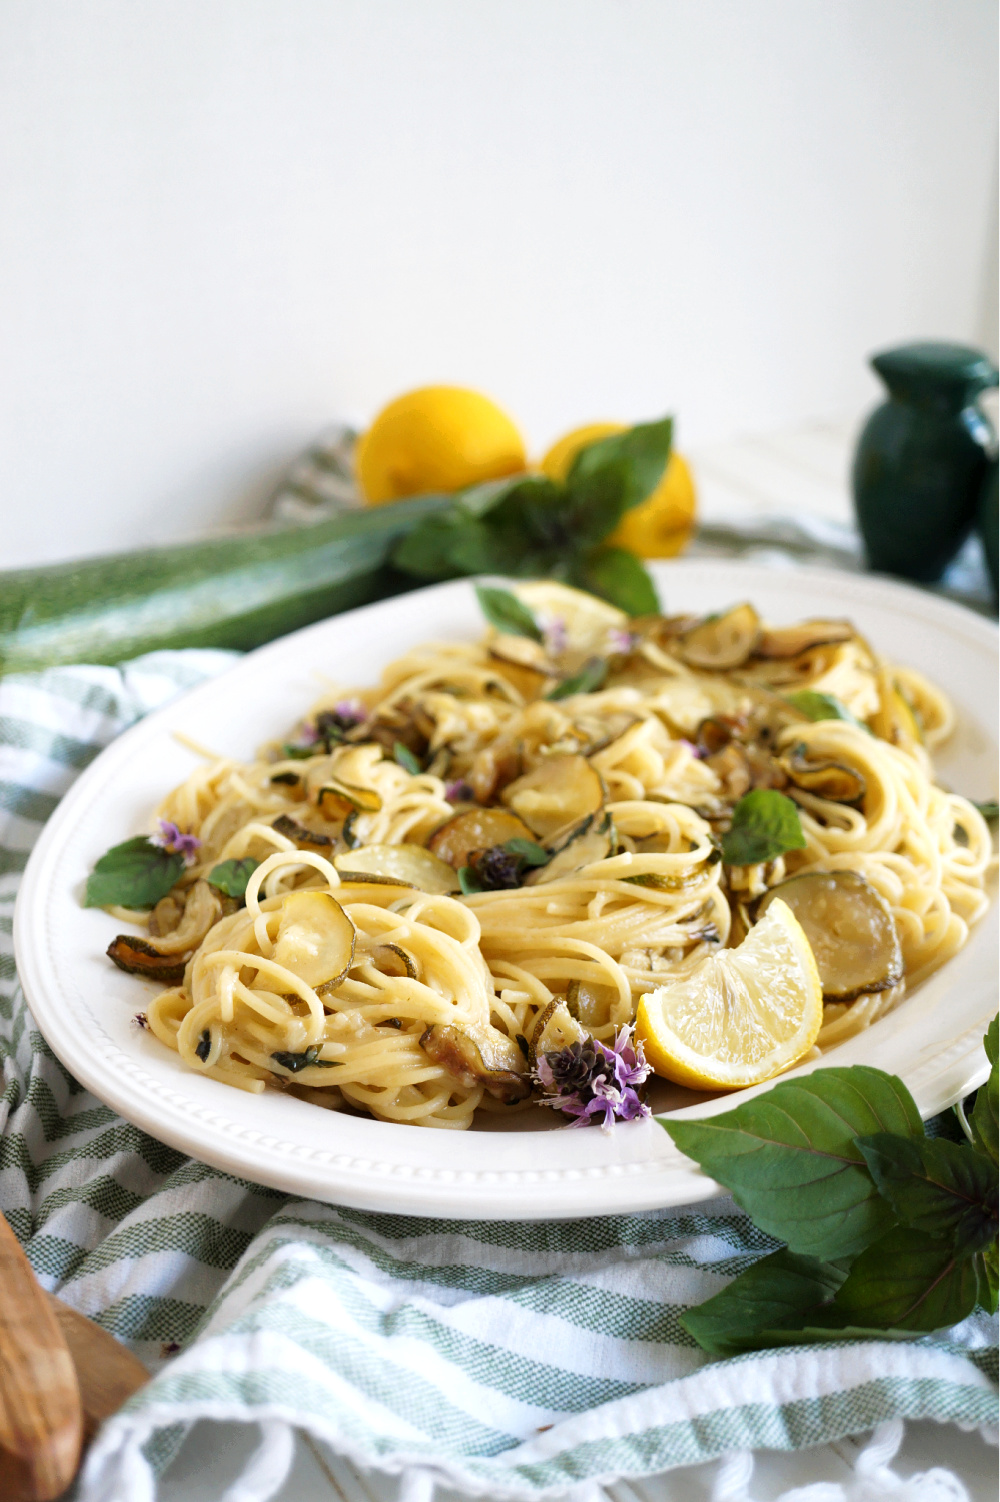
[0,494,453,675]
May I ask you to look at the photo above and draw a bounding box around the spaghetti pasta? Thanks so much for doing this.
[105,585,992,1128]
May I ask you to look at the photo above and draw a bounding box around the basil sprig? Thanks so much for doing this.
[784,690,870,732]
[85,836,185,909]
[474,585,543,641]
[663,1019,999,1354]
[720,789,806,866]
[207,858,259,899]
[391,418,672,614]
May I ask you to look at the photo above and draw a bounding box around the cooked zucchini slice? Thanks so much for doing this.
[271,815,333,847]
[372,943,419,979]
[334,843,460,894]
[107,935,188,984]
[527,812,615,884]
[753,620,854,658]
[420,1023,531,1102]
[783,747,867,804]
[754,870,902,1001]
[256,890,356,994]
[501,753,604,840]
[316,780,382,818]
[428,807,535,869]
[678,604,761,670]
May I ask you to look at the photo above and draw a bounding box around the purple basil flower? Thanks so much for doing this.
[151,819,201,866]
[607,628,635,656]
[542,617,568,656]
[532,1026,652,1131]
[333,698,367,725]
[445,780,474,803]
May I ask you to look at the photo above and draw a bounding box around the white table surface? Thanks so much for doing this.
[150,419,997,1500]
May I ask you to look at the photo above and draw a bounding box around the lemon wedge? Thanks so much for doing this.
[635,899,823,1090]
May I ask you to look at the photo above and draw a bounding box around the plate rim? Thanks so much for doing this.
[13,560,997,1218]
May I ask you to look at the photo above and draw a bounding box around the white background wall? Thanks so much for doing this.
[1,0,996,568]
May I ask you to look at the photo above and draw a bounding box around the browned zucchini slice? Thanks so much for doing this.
[677,604,761,670]
[428,807,535,869]
[256,890,356,994]
[754,870,902,1001]
[754,620,854,659]
[488,635,557,674]
[107,936,188,984]
[272,815,333,847]
[334,843,460,894]
[316,781,382,818]
[501,753,604,840]
[527,812,615,884]
[372,943,419,979]
[782,748,867,803]
[420,1023,531,1102]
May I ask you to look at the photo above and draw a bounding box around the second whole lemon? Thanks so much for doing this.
[356,386,527,505]
[541,421,697,558]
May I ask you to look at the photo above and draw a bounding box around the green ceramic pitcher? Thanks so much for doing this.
[852,341,998,582]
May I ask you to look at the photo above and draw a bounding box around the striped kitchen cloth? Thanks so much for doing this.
[0,650,996,1502]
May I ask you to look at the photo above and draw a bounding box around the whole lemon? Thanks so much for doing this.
[356,386,527,504]
[541,421,697,558]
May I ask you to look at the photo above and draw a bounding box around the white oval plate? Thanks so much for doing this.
[14,562,998,1219]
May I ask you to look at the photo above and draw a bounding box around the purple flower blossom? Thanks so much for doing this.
[542,617,568,656]
[333,698,367,725]
[445,780,474,803]
[150,819,201,865]
[533,1026,652,1131]
[607,628,636,656]
[681,738,706,760]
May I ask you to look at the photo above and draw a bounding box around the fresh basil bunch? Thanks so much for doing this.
[392,418,674,615]
[662,1018,999,1353]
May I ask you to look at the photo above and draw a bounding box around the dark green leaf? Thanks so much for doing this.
[547,656,608,700]
[458,865,485,895]
[971,1017,998,1167]
[393,742,422,775]
[833,1226,984,1331]
[856,1132,998,1251]
[681,1248,847,1355]
[720,789,807,866]
[270,1045,337,1073]
[207,858,260,899]
[566,416,674,528]
[974,799,999,820]
[981,1239,998,1314]
[986,1016,998,1067]
[785,691,869,731]
[571,546,659,615]
[474,585,543,641]
[662,1066,923,1259]
[85,836,185,910]
[503,837,550,867]
[281,743,317,760]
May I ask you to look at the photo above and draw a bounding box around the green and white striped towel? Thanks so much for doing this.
[1,651,996,1502]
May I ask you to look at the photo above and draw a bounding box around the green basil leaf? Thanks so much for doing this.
[547,656,608,700]
[571,546,659,615]
[565,416,674,521]
[474,585,543,641]
[981,1239,999,1315]
[833,1226,984,1331]
[856,1132,998,1250]
[393,742,422,776]
[720,788,807,866]
[458,865,485,895]
[784,690,870,731]
[986,1016,999,1068]
[85,836,185,910]
[281,742,318,760]
[270,1045,336,1074]
[971,1016,998,1167]
[662,1066,923,1259]
[207,858,259,899]
[974,799,999,820]
[503,838,550,867]
[680,1248,847,1355]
